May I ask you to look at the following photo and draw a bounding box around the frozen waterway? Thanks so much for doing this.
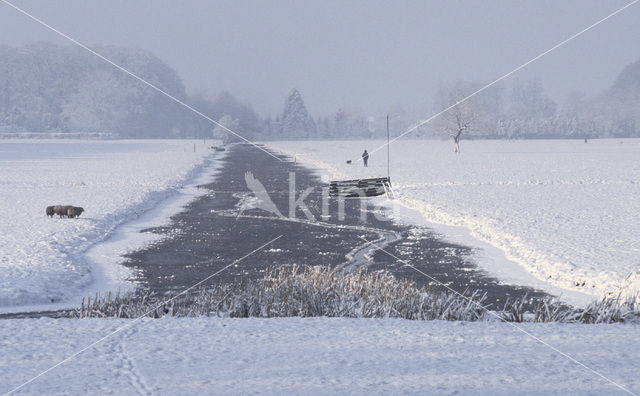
[269,139,640,303]
[122,144,549,308]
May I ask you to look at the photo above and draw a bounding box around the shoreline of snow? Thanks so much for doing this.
[267,139,640,307]
[0,139,224,313]
[80,154,226,303]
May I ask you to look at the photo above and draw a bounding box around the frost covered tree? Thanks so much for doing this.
[507,78,556,123]
[213,114,241,144]
[188,91,263,140]
[314,107,373,139]
[434,82,478,152]
[446,104,473,153]
[0,42,244,138]
[333,108,349,138]
[280,88,316,138]
[585,59,640,137]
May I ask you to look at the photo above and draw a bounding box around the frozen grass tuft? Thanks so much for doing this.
[71,266,486,320]
[70,266,640,323]
[497,294,640,323]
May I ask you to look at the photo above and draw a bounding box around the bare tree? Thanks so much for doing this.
[443,103,474,153]
[452,111,467,153]
[434,81,480,153]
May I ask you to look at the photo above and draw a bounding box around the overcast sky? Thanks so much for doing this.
[1,0,638,117]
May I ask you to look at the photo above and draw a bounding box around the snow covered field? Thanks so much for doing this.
[1,317,637,395]
[1,140,638,396]
[269,139,640,303]
[0,139,218,311]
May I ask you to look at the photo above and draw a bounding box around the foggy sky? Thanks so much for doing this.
[1,0,638,117]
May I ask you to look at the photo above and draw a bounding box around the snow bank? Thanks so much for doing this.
[0,139,219,310]
[268,139,640,302]
[1,317,637,395]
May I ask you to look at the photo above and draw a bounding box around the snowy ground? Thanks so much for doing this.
[0,139,220,311]
[1,317,638,395]
[1,140,638,396]
[269,139,640,304]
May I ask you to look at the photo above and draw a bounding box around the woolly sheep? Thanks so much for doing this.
[53,205,72,218]
[67,206,84,218]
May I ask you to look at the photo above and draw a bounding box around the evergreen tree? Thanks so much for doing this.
[280,88,316,138]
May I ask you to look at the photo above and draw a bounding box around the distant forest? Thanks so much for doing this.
[0,43,261,139]
[1,43,639,139]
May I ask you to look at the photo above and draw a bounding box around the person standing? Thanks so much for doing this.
[362,149,369,167]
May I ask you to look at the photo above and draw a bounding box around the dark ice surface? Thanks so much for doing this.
[1,143,550,319]
[123,144,549,308]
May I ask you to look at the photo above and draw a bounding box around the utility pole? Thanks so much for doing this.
[386,115,390,181]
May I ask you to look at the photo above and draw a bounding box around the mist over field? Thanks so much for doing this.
[1,1,639,140]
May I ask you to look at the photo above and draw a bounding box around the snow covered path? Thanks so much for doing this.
[1,317,638,395]
[0,140,216,311]
[269,139,640,303]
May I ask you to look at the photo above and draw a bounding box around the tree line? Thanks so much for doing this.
[2,43,639,140]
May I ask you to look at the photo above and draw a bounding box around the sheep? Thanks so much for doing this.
[67,206,84,218]
[48,205,84,218]
[53,205,72,218]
